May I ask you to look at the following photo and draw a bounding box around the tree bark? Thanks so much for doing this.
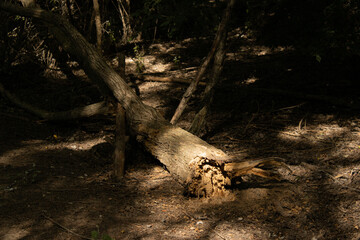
[116,0,132,43]
[170,0,236,125]
[189,19,228,135]
[0,2,232,196]
[114,52,127,179]
[114,103,126,178]
[19,0,36,8]
[92,0,102,51]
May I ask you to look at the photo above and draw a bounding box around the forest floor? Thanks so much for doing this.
[1,34,360,240]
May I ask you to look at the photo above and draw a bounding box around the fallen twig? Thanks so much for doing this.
[182,210,195,220]
[213,229,228,240]
[274,102,306,112]
[136,74,206,86]
[42,213,92,240]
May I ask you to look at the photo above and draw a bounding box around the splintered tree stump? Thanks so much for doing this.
[224,158,291,181]
[187,157,231,197]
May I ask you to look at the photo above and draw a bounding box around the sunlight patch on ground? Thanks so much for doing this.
[240,45,292,56]
[277,123,347,143]
[64,138,107,151]
[331,165,360,186]
[276,122,360,162]
[0,137,106,166]
[332,195,360,240]
[243,76,258,85]
[126,56,172,74]
[227,44,294,61]
[139,81,175,109]
[210,223,269,240]
[0,221,32,240]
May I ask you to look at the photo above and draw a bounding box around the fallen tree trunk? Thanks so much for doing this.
[0,2,232,196]
[0,2,289,197]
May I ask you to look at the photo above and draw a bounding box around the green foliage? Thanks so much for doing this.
[0,12,40,72]
[103,20,117,43]
[14,15,25,21]
[91,230,99,239]
[133,44,145,73]
[3,0,358,65]
[91,230,115,240]
[173,55,182,66]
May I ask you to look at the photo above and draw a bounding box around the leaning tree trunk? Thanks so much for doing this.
[189,25,228,136]
[92,0,102,51]
[0,2,232,196]
[170,0,236,125]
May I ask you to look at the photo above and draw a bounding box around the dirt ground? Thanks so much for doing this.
[1,35,360,240]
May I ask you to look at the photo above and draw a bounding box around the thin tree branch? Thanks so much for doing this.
[0,82,111,120]
[170,0,236,124]
[92,0,102,51]
[189,15,229,135]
